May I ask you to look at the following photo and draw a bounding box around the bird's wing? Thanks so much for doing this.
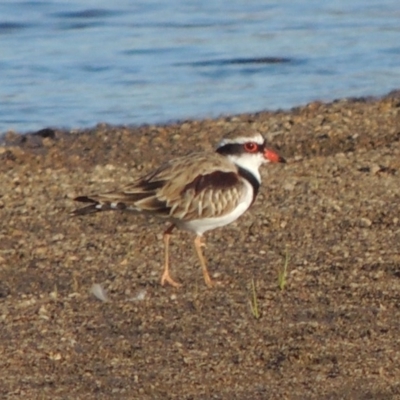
[72,153,248,220]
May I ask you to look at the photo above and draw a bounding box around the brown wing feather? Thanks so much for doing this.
[164,170,245,220]
[72,152,246,220]
[153,153,246,220]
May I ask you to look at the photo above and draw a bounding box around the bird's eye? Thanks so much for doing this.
[244,142,258,153]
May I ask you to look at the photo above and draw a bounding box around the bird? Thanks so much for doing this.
[71,130,286,288]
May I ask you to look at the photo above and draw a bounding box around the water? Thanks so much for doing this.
[1,0,400,134]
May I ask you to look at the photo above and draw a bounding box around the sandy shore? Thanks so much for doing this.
[1,92,400,399]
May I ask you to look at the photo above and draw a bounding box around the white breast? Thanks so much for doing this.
[177,179,254,235]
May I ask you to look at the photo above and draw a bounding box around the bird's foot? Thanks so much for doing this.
[161,271,182,288]
[203,270,215,288]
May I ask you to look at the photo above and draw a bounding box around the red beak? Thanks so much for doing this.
[264,148,286,163]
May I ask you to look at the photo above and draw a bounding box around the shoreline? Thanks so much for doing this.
[1,88,399,140]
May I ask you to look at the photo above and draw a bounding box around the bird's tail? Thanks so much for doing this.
[70,196,127,216]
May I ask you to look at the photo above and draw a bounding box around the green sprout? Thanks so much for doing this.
[278,247,290,290]
[250,278,261,319]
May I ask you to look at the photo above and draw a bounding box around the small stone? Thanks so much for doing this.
[370,164,381,175]
[51,233,65,242]
[49,290,58,300]
[42,137,54,147]
[283,182,295,191]
[39,305,47,314]
[91,284,108,302]
[360,217,372,227]
[49,352,62,361]
[131,289,147,301]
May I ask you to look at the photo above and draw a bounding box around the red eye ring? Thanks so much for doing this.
[244,142,258,153]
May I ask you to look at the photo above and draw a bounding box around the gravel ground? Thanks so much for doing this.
[1,92,400,399]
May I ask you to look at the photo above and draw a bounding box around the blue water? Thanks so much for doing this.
[1,0,400,134]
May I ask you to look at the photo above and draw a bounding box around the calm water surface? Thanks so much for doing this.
[1,0,400,133]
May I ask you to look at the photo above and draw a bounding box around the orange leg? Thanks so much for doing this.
[161,224,182,288]
[194,235,213,288]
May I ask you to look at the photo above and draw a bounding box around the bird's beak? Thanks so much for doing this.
[264,148,286,163]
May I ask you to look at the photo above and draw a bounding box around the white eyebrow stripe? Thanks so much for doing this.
[218,133,264,147]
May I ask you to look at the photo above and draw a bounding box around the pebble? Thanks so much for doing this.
[91,284,108,302]
[360,217,373,228]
